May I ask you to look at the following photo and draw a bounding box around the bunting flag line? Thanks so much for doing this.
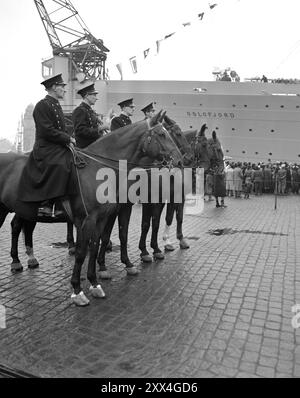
[113,2,220,78]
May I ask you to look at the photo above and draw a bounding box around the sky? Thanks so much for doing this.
[1,0,300,143]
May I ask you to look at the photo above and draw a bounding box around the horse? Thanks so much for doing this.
[0,111,183,306]
[137,116,197,262]
[160,123,213,252]
[94,115,191,278]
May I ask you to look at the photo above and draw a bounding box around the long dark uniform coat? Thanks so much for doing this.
[110,113,132,131]
[18,95,75,202]
[72,102,103,148]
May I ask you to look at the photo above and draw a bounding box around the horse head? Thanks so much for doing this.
[163,115,193,166]
[140,110,183,168]
[207,130,224,171]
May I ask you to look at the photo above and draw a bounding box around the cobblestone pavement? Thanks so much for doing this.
[0,195,300,378]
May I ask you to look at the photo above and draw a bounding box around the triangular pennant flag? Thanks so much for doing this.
[198,12,204,20]
[209,3,218,9]
[116,63,123,80]
[129,57,138,74]
[143,48,150,58]
[156,40,162,54]
[183,22,191,27]
[164,32,176,39]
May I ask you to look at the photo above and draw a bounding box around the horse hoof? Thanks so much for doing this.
[71,291,90,306]
[27,259,39,269]
[11,262,23,273]
[68,247,76,256]
[164,244,175,252]
[89,285,106,298]
[141,254,152,263]
[154,252,165,260]
[99,270,112,280]
[180,239,190,250]
[126,267,139,276]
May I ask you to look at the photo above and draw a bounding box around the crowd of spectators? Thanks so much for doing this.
[205,161,300,201]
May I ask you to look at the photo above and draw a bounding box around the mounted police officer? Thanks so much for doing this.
[72,82,111,148]
[141,102,156,120]
[110,98,135,131]
[18,73,76,216]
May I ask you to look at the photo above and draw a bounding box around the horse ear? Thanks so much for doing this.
[159,111,167,123]
[199,123,207,136]
[212,130,217,140]
[163,114,171,125]
[149,110,162,127]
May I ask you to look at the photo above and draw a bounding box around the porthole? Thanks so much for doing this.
[190,126,193,129]
[296,105,300,109]
[242,151,246,154]
[298,154,300,158]
[269,152,272,156]
[244,105,247,108]
[199,104,202,106]
[232,104,236,107]
[215,127,219,130]
[268,159,271,162]
[173,102,177,105]
[255,152,259,155]
[232,128,235,131]
[265,105,269,108]
[280,105,284,108]
[226,150,229,153]
[271,129,275,132]
[249,129,253,132]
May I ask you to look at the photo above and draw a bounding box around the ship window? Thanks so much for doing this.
[232,128,235,131]
[242,151,246,154]
[232,104,236,107]
[215,127,219,130]
[297,105,300,109]
[298,154,300,158]
[280,105,284,108]
[244,105,247,108]
[249,129,253,132]
[269,153,272,156]
[268,159,271,162]
[190,126,193,129]
[173,102,177,105]
[271,129,275,132]
[199,104,202,106]
[265,105,269,108]
[226,150,229,153]
[255,152,259,155]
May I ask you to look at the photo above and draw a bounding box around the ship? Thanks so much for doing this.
[29,1,300,164]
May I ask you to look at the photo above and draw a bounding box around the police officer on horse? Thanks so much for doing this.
[110,98,135,131]
[141,102,156,120]
[72,82,111,148]
[18,74,77,216]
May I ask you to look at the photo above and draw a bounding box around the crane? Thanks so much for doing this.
[34,0,109,80]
